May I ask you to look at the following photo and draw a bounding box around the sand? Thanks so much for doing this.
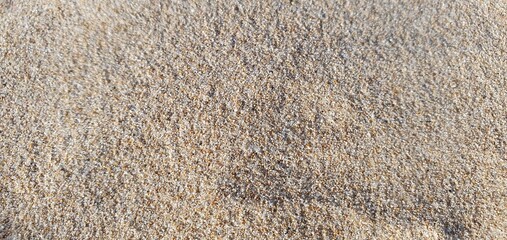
[1,0,506,239]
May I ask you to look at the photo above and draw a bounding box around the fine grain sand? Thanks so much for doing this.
[1,0,506,239]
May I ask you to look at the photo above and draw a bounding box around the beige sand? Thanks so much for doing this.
[1,0,506,239]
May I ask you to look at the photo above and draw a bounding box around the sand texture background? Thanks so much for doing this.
[1,0,506,239]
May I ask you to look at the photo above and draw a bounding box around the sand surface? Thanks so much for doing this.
[1,0,506,239]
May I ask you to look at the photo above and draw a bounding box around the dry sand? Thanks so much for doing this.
[1,0,506,239]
